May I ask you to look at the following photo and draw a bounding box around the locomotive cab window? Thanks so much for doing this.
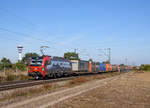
[30,59,43,66]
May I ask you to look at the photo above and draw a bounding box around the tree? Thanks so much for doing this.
[22,53,39,65]
[0,63,3,70]
[64,52,79,60]
[102,60,110,64]
[0,57,12,69]
[140,64,150,71]
[15,61,26,71]
[89,58,93,62]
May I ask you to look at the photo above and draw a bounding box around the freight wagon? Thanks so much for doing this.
[71,60,89,73]
[71,60,99,74]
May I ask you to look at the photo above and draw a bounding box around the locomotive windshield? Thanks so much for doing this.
[30,57,43,66]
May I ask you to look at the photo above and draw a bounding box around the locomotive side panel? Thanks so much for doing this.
[46,57,72,77]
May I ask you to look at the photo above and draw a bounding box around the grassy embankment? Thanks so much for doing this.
[0,69,28,82]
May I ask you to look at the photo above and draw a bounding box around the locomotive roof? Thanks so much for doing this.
[31,56,69,61]
[51,56,69,62]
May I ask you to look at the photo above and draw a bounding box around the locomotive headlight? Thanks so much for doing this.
[42,68,44,71]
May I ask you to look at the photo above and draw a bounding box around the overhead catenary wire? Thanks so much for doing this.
[0,27,52,44]
[0,35,35,45]
[0,7,36,27]
[0,7,56,45]
[0,7,77,49]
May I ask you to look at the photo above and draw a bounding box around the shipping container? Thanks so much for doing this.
[89,61,99,72]
[79,60,89,72]
[71,60,89,72]
[112,65,115,71]
[117,66,120,72]
[116,65,119,71]
[112,65,117,71]
[95,62,100,72]
[71,60,79,71]
[110,64,113,71]
[99,63,106,72]
[106,64,111,72]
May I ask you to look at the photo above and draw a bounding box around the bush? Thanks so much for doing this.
[140,64,150,71]
[42,83,52,90]
[69,77,87,85]
[18,74,29,80]
[0,58,12,69]
[6,74,16,81]
[0,63,3,70]
[15,61,26,71]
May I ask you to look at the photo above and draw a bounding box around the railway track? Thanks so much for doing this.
[0,73,99,91]
[0,72,125,91]
[0,76,78,91]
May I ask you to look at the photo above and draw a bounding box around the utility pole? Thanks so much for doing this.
[108,48,111,64]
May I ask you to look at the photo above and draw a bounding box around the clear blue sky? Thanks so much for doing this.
[0,0,150,65]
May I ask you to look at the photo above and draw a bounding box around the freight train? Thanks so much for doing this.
[28,55,131,79]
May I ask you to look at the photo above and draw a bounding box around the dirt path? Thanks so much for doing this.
[3,72,128,108]
[53,72,150,108]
